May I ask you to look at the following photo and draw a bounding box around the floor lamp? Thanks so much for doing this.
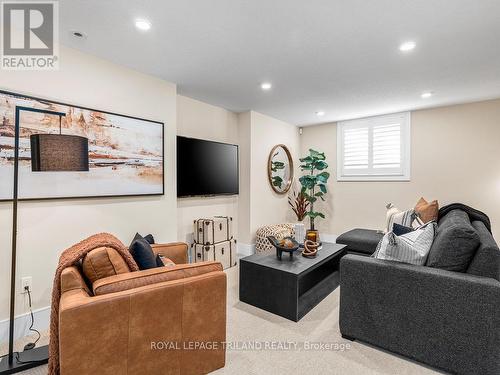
[0,106,89,374]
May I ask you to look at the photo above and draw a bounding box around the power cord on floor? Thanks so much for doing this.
[23,286,41,351]
[14,286,42,364]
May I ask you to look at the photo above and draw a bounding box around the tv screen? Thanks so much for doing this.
[177,136,239,197]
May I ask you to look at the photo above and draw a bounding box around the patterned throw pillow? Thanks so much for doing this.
[374,222,437,265]
[385,203,419,233]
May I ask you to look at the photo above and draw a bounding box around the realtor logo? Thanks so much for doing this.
[1,1,59,70]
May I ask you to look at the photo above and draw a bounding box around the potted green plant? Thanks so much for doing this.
[299,149,330,242]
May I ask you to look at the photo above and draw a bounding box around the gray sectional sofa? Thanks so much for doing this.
[339,208,500,375]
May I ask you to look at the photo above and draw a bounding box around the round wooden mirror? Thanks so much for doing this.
[268,144,293,194]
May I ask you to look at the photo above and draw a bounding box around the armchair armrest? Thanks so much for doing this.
[92,261,222,295]
[151,242,188,264]
[340,254,500,375]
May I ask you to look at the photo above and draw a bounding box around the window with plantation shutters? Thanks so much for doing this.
[337,112,410,181]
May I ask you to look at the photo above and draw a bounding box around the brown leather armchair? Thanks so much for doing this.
[58,242,226,375]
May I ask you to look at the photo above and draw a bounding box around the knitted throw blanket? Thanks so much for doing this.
[438,203,491,233]
[48,233,139,375]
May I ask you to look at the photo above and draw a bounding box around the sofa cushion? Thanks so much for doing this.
[426,210,480,272]
[373,222,436,265]
[467,221,500,281]
[336,228,384,255]
[415,197,439,223]
[151,242,188,264]
[82,247,131,284]
[129,233,157,270]
[93,261,223,295]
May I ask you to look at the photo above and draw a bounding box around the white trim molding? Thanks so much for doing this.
[0,306,50,345]
[237,242,255,257]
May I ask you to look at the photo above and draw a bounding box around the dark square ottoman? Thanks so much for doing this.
[336,228,383,256]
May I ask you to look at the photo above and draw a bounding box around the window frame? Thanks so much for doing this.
[336,112,411,181]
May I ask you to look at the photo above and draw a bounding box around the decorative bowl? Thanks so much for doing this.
[267,236,300,260]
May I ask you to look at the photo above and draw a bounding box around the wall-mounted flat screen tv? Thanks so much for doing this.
[177,136,239,197]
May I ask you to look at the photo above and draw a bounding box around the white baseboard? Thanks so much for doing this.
[0,306,50,345]
[237,242,255,257]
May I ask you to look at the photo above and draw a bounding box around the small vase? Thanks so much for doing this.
[294,222,306,245]
[306,229,320,243]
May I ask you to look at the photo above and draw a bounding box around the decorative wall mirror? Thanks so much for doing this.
[268,144,294,194]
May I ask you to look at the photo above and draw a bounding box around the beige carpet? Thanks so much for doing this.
[2,264,445,374]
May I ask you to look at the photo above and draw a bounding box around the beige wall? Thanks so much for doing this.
[0,46,177,321]
[300,99,500,240]
[248,111,300,243]
[176,105,300,247]
[176,95,239,245]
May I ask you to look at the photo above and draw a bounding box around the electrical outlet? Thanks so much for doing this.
[21,277,32,294]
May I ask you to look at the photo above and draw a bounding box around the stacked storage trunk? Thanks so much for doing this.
[192,216,237,269]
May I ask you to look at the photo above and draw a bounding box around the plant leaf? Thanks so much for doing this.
[299,175,316,189]
[309,149,326,160]
[272,176,283,188]
[316,171,330,183]
[314,160,328,170]
[307,211,326,219]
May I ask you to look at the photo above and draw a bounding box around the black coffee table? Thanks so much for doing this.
[239,242,346,321]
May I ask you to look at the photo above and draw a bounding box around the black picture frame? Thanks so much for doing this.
[0,89,165,201]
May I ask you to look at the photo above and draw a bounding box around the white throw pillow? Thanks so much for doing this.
[374,222,437,265]
[385,203,418,233]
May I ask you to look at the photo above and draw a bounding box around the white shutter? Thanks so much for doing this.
[337,112,410,181]
[373,123,401,169]
[343,126,369,170]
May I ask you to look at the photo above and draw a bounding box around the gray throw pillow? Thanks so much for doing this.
[426,210,480,272]
[373,222,436,265]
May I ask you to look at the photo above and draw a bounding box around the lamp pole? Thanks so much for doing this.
[1,106,65,374]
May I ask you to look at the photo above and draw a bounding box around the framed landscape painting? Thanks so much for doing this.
[0,90,164,200]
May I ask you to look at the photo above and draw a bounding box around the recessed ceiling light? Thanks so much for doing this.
[260,82,272,90]
[135,19,151,31]
[399,41,416,52]
[421,92,433,99]
[316,111,325,117]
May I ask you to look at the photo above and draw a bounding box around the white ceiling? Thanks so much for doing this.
[60,0,500,126]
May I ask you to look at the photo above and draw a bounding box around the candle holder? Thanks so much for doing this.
[306,229,320,243]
